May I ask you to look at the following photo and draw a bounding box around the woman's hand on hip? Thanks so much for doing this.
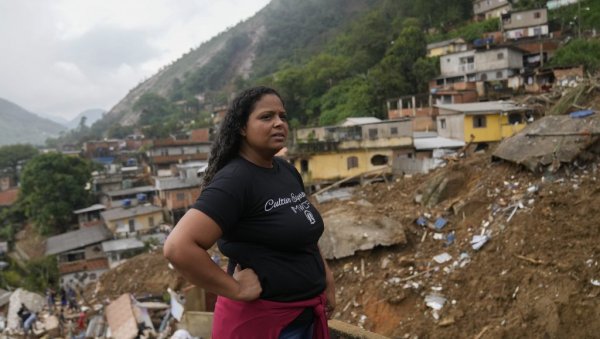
[232,265,262,301]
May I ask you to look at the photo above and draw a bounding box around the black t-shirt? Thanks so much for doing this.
[192,156,326,302]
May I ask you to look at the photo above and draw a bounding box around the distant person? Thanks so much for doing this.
[164,86,336,338]
[46,287,56,312]
[17,303,31,326]
[23,311,37,336]
[60,287,68,308]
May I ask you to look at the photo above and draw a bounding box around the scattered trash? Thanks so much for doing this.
[569,109,595,119]
[433,253,452,264]
[434,218,447,230]
[471,235,489,250]
[445,232,455,246]
[416,216,427,226]
[425,294,447,311]
[433,233,444,240]
[591,279,600,287]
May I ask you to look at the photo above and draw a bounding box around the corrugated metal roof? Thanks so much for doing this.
[105,186,155,197]
[427,38,465,50]
[73,204,106,214]
[101,238,144,253]
[101,204,163,222]
[414,137,465,150]
[154,176,201,191]
[45,224,112,255]
[340,117,382,126]
[435,101,526,114]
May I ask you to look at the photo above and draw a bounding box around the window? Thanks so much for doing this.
[368,129,378,139]
[473,116,487,128]
[300,159,309,173]
[128,219,135,232]
[370,155,388,166]
[89,273,97,280]
[534,11,540,19]
[497,52,504,60]
[446,58,451,63]
[481,74,488,81]
[508,113,522,124]
[176,192,185,201]
[347,156,359,170]
[496,71,503,79]
[440,118,447,129]
[390,127,398,135]
[149,216,155,227]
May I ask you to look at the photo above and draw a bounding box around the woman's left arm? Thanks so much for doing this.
[319,247,336,319]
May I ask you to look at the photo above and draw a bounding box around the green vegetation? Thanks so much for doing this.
[0,144,39,181]
[19,153,93,234]
[549,38,600,73]
[0,256,59,292]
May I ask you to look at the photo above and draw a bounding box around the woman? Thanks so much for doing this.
[164,86,335,339]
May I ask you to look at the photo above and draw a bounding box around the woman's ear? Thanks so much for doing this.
[240,127,247,137]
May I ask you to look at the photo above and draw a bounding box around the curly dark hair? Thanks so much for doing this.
[201,86,284,188]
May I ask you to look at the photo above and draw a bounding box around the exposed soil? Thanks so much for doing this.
[320,150,600,339]
[82,149,600,339]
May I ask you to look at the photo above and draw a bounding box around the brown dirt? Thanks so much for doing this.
[320,150,600,339]
[85,148,600,339]
[84,250,186,302]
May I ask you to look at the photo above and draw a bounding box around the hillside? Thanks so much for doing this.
[106,0,381,126]
[66,108,105,130]
[0,98,66,146]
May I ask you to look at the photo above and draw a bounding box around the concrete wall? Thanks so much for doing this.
[107,211,164,236]
[475,48,523,73]
[473,0,510,15]
[505,24,549,40]
[440,50,476,77]
[503,9,548,30]
[436,113,464,141]
[294,150,393,183]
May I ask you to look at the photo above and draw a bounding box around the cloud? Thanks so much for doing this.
[0,0,270,120]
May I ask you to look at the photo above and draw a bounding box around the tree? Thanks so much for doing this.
[549,39,600,73]
[19,153,93,234]
[0,144,39,182]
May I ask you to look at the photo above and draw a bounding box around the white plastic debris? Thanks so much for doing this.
[425,294,446,311]
[591,279,600,287]
[433,233,444,240]
[471,235,489,250]
[433,252,452,264]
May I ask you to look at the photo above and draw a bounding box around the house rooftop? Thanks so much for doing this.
[435,101,527,115]
[0,188,18,207]
[101,204,163,222]
[427,38,466,50]
[154,176,202,191]
[414,136,465,150]
[45,224,112,256]
[339,117,382,126]
[105,186,155,197]
[73,204,106,215]
[101,238,145,253]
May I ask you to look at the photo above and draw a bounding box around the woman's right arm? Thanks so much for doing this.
[163,209,262,301]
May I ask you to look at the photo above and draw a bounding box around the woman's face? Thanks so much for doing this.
[241,94,288,156]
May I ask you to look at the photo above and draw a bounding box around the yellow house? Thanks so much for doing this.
[435,101,534,143]
[100,204,164,237]
[290,119,413,186]
[427,38,467,58]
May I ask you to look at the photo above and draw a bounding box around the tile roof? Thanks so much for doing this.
[0,188,18,207]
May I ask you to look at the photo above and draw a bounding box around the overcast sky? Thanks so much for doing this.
[0,0,270,121]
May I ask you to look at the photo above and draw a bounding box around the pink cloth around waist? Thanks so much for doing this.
[212,292,329,339]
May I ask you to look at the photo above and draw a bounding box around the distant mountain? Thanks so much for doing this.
[66,109,106,129]
[37,112,69,126]
[0,98,66,146]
